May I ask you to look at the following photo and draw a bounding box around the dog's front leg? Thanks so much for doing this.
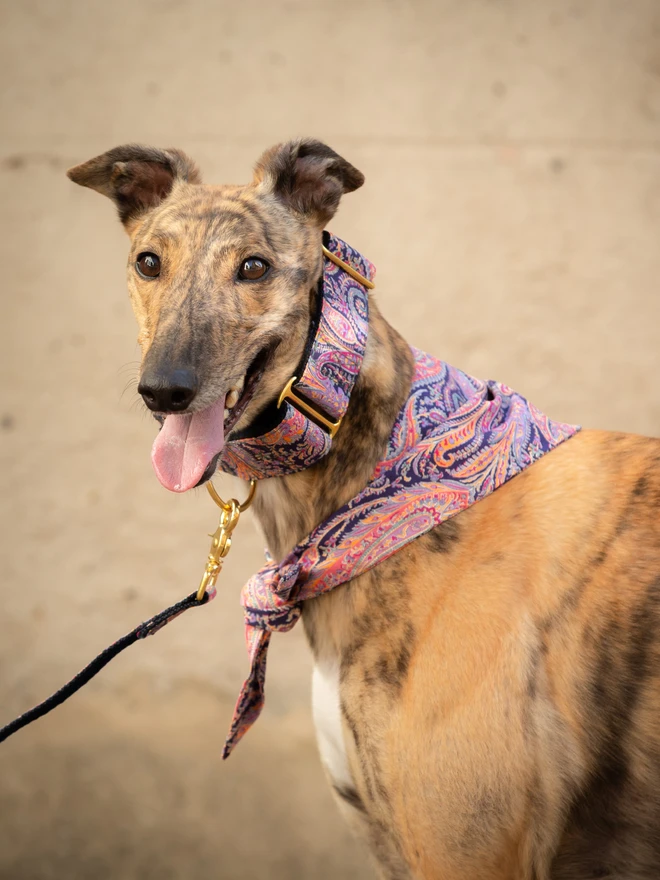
[312,656,414,879]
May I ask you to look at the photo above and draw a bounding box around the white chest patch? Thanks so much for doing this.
[312,661,353,789]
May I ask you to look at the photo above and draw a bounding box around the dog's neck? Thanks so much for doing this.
[252,300,414,561]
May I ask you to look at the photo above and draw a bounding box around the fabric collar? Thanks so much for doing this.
[218,233,372,480]
[221,343,580,758]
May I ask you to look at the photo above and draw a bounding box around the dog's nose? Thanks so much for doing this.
[138,368,198,413]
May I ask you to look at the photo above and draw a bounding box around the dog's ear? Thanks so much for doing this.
[253,139,364,226]
[67,144,201,230]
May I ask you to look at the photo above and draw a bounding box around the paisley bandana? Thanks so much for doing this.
[219,239,580,758]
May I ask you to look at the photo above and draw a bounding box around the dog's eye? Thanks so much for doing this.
[238,257,270,281]
[136,252,161,279]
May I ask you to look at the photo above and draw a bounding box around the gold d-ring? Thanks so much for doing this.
[206,479,257,513]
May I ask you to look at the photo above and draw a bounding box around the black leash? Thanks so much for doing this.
[0,589,211,744]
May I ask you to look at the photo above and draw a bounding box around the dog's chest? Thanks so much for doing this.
[311,660,353,789]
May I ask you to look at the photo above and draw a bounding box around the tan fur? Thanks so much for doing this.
[68,140,660,879]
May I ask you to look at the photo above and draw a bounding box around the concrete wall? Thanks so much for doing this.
[1,1,659,877]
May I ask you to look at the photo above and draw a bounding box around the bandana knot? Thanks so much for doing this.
[242,561,303,631]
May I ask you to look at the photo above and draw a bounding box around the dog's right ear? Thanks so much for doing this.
[67,144,201,230]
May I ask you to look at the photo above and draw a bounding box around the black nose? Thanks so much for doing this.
[138,368,198,413]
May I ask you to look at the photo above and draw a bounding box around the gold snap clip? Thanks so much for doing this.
[196,479,257,602]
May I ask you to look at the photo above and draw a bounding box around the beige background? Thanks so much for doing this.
[1,0,659,877]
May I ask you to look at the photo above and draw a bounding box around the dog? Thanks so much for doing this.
[68,140,660,879]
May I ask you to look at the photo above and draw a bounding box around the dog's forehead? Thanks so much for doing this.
[133,182,300,255]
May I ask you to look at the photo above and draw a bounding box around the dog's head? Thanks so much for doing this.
[67,139,364,491]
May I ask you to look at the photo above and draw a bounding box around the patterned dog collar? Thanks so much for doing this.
[219,233,373,480]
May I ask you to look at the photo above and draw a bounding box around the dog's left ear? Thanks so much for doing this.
[253,138,364,226]
[67,144,201,230]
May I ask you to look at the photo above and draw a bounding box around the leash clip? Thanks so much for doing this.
[197,480,257,602]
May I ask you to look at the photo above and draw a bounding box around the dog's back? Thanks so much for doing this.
[543,433,660,879]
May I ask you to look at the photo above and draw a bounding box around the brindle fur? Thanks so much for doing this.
[68,140,660,879]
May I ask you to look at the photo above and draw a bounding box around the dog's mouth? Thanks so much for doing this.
[150,341,278,493]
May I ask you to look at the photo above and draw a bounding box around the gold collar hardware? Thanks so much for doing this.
[277,376,342,438]
[197,479,257,601]
[322,245,375,290]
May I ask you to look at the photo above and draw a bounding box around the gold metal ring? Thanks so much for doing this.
[206,479,257,513]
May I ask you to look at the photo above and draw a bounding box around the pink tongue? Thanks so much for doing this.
[151,397,226,493]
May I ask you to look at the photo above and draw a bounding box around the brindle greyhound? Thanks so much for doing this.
[68,140,660,880]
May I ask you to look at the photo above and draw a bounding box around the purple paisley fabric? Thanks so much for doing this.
[218,235,372,480]
[222,347,579,757]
